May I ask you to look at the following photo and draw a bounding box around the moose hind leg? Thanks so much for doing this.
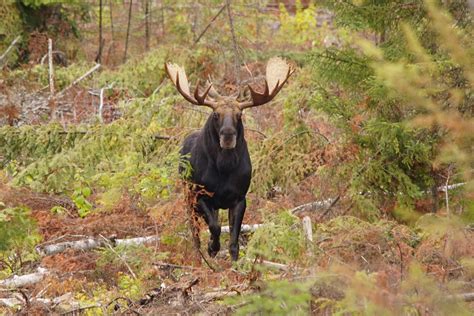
[197,199,221,257]
[229,199,246,261]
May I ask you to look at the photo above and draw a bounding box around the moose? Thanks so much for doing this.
[165,57,294,260]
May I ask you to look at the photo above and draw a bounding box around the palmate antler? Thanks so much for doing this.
[238,57,295,110]
[165,57,294,110]
[165,63,217,109]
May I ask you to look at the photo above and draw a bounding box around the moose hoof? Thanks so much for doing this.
[208,242,220,257]
[229,245,239,261]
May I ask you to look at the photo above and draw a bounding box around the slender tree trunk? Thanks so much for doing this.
[191,2,198,41]
[124,0,133,62]
[255,0,261,50]
[160,0,165,36]
[48,38,56,121]
[145,0,150,50]
[193,4,227,46]
[226,0,240,85]
[109,0,115,42]
[96,0,103,63]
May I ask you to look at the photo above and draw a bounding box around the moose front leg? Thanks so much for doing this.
[197,199,221,257]
[229,199,246,261]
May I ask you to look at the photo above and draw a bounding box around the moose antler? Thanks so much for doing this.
[165,63,217,109]
[238,57,295,110]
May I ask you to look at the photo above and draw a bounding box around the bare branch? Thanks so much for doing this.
[193,4,227,45]
[0,36,21,66]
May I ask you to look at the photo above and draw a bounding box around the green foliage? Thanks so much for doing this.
[244,211,305,264]
[278,1,319,46]
[72,186,93,218]
[229,280,312,315]
[309,0,473,215]
[96,243,166,275]
[0,88,183,210]
[0,3,22,65]
[26,62,95,90]
[249,129,321,196]
[20,0,82,7]
[97,49,168,97]
[327,263,471,315]
[117,273,143,300]
[400,263,471,316]
[0,206,41,275]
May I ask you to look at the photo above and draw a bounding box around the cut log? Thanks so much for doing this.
[36,225,262,257]
[36,235,160,257]
[291,198,335,215]
[0,267,48,288]
[221,224,264,234]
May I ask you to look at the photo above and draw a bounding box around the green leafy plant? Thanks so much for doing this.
[229,280,312,315]
[244,211,305,264]
[308,0,472,215]
[71,186,93,218]
[0,206,41,276]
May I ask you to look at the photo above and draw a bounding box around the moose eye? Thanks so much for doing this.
[213,112,219,120]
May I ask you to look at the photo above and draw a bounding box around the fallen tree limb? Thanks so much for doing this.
[35,225,261,257]
[291,198,335,215]
[259,260,290,271]
[245,258,291,271]
[290,182,465,216]
[193,4,227,45]
[200,288,248,301]
[0,36,21,65]
[153,262,195,270]
[447,292,474,302]
[57,63,101,97]
[437,182,465,192]
[0,267,48,288]
[221,224,264,234]
[36,235,161,257]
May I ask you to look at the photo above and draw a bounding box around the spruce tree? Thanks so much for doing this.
[309,0,473,217]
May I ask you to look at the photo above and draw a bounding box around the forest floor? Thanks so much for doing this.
[1,175,473,315]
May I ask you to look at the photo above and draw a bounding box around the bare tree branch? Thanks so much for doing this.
[0,36,21,66]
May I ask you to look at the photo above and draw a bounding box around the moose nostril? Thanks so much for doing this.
[220,128,236,137]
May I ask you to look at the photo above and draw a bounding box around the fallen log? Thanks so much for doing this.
[36,226,263,257]
[290,182,465,216]
[447,292,474,302]
[0,267,48,288]
[290,198,335,215]
[0,292,100,313]
[36,235,161,257]
[221,224,264,234]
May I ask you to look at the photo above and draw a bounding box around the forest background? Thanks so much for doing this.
[0,0,473,314]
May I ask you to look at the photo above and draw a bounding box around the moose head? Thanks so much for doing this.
[165,57,295,149]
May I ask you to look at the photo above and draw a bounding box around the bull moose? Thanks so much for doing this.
[165,57,294,260]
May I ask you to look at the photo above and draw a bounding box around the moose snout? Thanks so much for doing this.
[219,128,237,149]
